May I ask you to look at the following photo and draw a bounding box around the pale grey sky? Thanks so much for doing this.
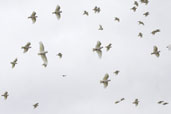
[0,0,171,114]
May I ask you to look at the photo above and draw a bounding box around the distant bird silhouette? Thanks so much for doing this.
[151,46,160,57]
[143,12,149,17]
[131,7,137,12]
[98,25,103,30]
[1,92,9,100]
[38,42,48,67]
[21,42,31,53]
[83,11,89,16]
[140,0,149,5]
[114,70,120,75]
[100,73,111,88]
[166,44,171,50]
[138,32,143,38]
[62,75,67,77]
[93,6,100,13]
[93,41,103,58]
[52,5,62,19]
[138,21,144,25]
[120,98,125,101]
[11,58,17,68]
[57,53,62,58]
[134,1,139,7]
[28,11,37,24]
[114,17,120,22]
[158,101,164,104]
[33,103,39,109]
[105,43,112,51]
[151,29,160,35]
[133,99,139,106]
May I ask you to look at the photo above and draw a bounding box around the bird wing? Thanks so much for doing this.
[96,50,102,58]
[25,42,31,47]
[96,41,101,48]
[14,58,17,63]
[31,11,36,16]
[103,73,109,80]
[31,17,36,23]
[55,5,60,12]
[39,42,45,52]
[41,55,48,66]
[103,82,108,88]
[153,46,158,52]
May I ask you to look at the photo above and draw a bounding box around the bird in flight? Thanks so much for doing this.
[140,0,149,5]
[105,43,112,51]
[151,46,160,58]
[57,53,62,58]
[93,6,100,13]
[33,103,39,109]
[62,75,67,77]
[163,102,169,105]
[143,12,149,17]
[120,98,125,101]
[138,32,143,38]
[115,101,120,104]
[114,70,120,75]
[98,25,103,30]
[133,99,139,106]
[131,7,137,12]
[151,29,160,35]
[52,5,62,20]
[11,58,17,68]
[21,42,31,53]
[100,73,111,88]
[158,101,164,104]
[28,11,37,24]
[114,17,120,22]
[83,11,89,16]
[93,41,103,58]
[38,42,48,67]
[1,92,9,100]
[138,21,144,25]
[134,1,139,7]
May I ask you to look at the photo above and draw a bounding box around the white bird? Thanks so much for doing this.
[21,42,31,53]
[11,58,17,68]
[151,46,160,57]
[100,73,111,88]
[52,5,62,19]
[28,11,37,23]
[93,41,103,58]
[166,44,171,51]
[38,42,48,67]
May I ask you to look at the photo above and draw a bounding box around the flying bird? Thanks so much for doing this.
[115,101,120,104]
[158,101,164,104]
[33,103,39,109]
[138,32,143,38]
[131,7,137,12]
[100,73,111,88]
[28,11,37,23]
[83,11,89,16]
[133,99,139,106]
[21,42,31,53]
[57,53,62,58]
[120,98,125,101]
[151,29,160,35]
[143,12,149,17]
[52,5,62,19]
[93,6,100,13]
[138,21,144,25]
[114,70,120,75]
[62,75,67,77]
[93,41,103,58]
[105,43,112,51]
[1,92,9,100]
[38,42,48,67]
[140,0,149,5]
[114,17,120,22]
[166,44,171,50]
[98,25,103,30]
[134,1,139,7]
[11,58,17,68]
[151,46,160,57]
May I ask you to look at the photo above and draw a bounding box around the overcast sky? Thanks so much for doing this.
[0,0,171,114]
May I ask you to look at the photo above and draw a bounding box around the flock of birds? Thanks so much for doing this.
[1,0,171,110]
